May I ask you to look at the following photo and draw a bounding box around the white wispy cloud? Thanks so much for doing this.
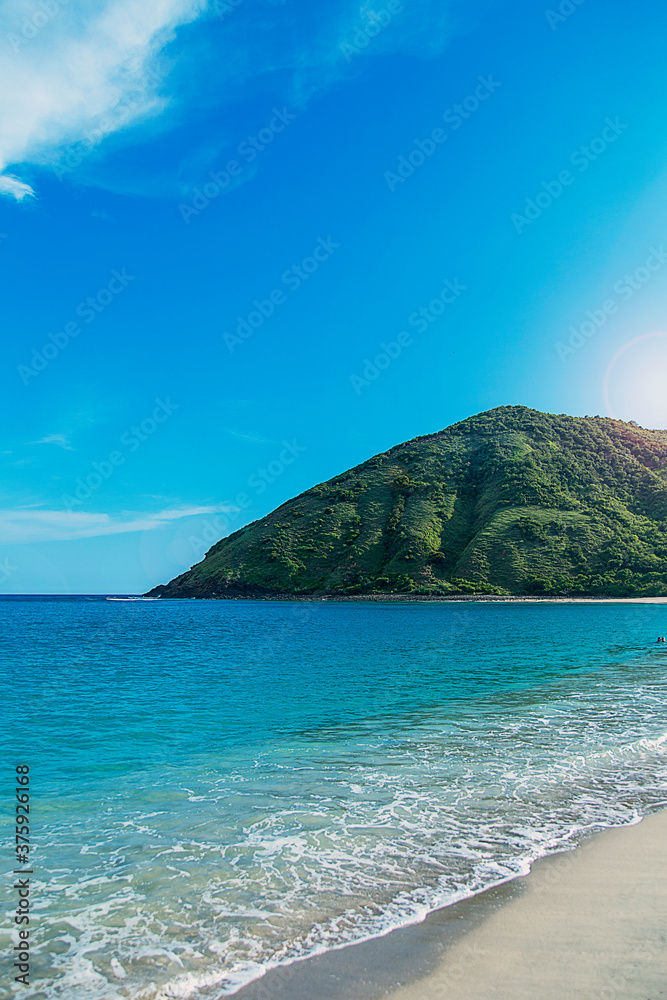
[224,428,275,444]
[0,172,34,200]
[0,0,460,200]
[0,505,237,543]
[32,434,74,450]
[0,0,208,199]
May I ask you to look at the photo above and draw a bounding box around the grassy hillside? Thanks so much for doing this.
[148,407,667,598]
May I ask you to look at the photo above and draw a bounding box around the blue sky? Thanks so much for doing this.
[2,0,667,593]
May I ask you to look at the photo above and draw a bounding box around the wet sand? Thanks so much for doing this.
[388,810,667,1000]
[232,811,667,1000]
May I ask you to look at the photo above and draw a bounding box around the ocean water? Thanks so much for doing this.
[2,596,667,1000]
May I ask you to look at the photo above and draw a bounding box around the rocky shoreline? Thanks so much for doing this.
[146,590,667,604]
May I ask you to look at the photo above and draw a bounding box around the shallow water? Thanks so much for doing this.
[2,597,667,999]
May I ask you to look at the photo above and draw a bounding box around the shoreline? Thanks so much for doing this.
[230,809,667,1000]
[5,593,667,604]
[387,807,667,1000]
[153,593,667,603]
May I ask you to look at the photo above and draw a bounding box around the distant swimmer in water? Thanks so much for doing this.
[658,637,667,643]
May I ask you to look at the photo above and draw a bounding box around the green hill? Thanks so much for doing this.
[147,406,667,599]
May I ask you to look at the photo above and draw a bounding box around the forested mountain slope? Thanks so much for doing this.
[149,407,667,598]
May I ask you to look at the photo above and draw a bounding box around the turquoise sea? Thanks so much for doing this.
[3,596,667,999]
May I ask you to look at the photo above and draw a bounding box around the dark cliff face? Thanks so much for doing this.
[147,406,667,599]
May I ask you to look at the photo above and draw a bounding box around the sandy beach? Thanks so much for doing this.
[233,811,667,1000]
[388,810,667,1000]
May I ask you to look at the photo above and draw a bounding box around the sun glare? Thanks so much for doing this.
[603,332,667,429]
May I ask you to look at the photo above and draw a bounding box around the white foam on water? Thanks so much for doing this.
[15,660,667,1000]
[106,597,160,602]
